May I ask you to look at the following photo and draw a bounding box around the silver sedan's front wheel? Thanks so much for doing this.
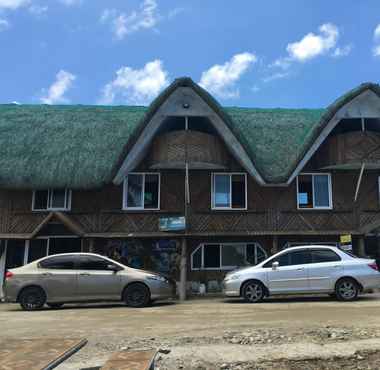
[335,278,359,301]
[242,281,265,303]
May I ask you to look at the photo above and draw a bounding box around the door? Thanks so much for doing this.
[308,249,343,291]
[38,255,78,301]
[76,255,122,300]
[266,249,311,294]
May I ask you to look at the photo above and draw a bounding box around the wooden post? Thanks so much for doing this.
[271,236,278,255]
[179,238,187,301]
[357,236,366,257]
[88,238,95,253]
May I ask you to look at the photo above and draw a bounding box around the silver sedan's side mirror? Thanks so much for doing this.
[272,261,279,270]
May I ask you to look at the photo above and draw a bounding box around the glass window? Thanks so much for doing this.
[77,256,111,270]
[39,255,75,269]
[231,174,246,208]
[297,174,331,209]
[124,173,160,209]
[214,174,230,208]
[203,245,220,268]
[192,246,202,269]
[289,250,311,265]
[32,189,71,211]
[28,239,48,263]
[33,190,49,210]
[212,173,246,209]
[311,249,341,263]
[246,243,267,265]
[222,244,245,267]
[5,240,26,269]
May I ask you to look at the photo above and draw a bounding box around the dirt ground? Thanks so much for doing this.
[2,294,380,369]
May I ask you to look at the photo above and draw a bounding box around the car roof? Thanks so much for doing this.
[282,245,338,251]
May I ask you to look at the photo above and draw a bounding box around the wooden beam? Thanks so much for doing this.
[179,238,187,301]
[354,163,365,202]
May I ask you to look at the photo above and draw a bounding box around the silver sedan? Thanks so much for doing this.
[223,245,380,302]
[4,253,176,310]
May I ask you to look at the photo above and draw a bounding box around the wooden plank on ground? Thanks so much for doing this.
[0,338,87,370]
[101,350,157,370]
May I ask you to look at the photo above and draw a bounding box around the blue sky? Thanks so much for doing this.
[1,0,380,108]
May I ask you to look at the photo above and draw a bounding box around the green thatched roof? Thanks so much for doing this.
[0,79,378,189]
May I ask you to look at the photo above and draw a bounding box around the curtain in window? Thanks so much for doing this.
[313,175,330,207]
[214,175,230,208]
[127,174,143,208]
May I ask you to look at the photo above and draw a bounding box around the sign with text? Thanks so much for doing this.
[340,234,352,244]
[159,216,186,231]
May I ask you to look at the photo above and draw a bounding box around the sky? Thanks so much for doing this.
[1,0,380,108]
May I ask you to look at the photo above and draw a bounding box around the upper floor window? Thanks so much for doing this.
[297,173,332,210]
[32,189,72,211]
[211,173,247,210]
[123,173,160,210]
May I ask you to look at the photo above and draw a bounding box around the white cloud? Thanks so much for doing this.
[99,59,169,105]
[0,0,29,9]
[286,23,339,62]
[168,7,185,19]
[101,0,158,40]
[0,18,10,31]
[199,52,257,99]
[40,70,76,104]
[332,44,353,58]
[373,24,380,57]
[262,71,290,83]
[28,4,48,15]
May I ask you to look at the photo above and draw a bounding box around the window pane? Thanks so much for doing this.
[298,175,313,208]
[50,189,66,209]
[231,175,246,208]
[48,238,81,255]
[192,246,202,269]
[222,244,245,267]
[77,256,109,270]
[127,174,143,208]
[5,240,25,269]
[289,250,311,265]
[311,249,341,263]
[28,239,48,263]
[203,244,220,268]
[214,175,230,208]
[276,252,291,267]
[39,255,75,269]
[256,246,267,264]
[314,175,330,208]
[144,174,159,209]
[34,190,48,210]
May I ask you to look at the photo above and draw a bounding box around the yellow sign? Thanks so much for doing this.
[340,234,352,244]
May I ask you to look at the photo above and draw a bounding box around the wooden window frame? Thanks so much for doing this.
[32,189,72,212]
[211,172,248,211]
[123,172,161,211]
[191,242,267,271]
[296,173,333,210]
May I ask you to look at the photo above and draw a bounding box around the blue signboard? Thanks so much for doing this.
[159,216,186,231]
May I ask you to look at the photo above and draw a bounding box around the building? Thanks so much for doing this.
[1,77,380,299]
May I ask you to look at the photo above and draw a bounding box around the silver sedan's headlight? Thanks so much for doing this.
[225,274,241,281]
[147,275,167,282]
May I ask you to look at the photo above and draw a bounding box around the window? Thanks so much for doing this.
[28,239,48,263]
[39,255,75,269]
[191,242,267,270]
[263,249,312,268]
[77,256,116,270]
[123,173,160,210]
[32,189,72,211]
[297,173,332,209]
[212,173,247,210]
[311,249,341,263]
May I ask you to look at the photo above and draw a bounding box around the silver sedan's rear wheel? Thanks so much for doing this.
[19,287,46,311]
[335,278,359,301]
[242,281,265,303]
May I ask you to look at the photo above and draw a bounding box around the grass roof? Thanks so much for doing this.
[0,79,378,189]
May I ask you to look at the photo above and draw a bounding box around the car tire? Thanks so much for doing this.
[19,287,46,311]
[47,303,64,309]
[242,280,265,303]
[123,283,150,308]
[335,278,359,301]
